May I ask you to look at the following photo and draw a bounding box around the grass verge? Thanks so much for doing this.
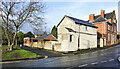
[2,45,42,61]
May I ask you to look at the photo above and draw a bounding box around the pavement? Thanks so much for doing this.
[2,44,120,68]
[21,46,63,58]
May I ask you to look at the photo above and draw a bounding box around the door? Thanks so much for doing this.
[104,38,106,46]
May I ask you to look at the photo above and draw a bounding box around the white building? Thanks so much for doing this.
[54,15,98,52]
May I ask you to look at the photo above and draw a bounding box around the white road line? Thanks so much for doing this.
[101,61,107,63]
[109,59,114,61]
[78,64,88,67]
[91,62,98,65]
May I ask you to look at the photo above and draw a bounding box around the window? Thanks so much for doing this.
[108,33,110,41]
[86,26,88,30]
[114,27,116,32]
[108,25,110,30]
[70,35,72,42]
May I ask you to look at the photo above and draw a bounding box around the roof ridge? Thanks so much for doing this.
[94,11,113,17]
[58,15,98,28]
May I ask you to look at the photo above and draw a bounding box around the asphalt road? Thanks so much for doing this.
[2,45,120,68]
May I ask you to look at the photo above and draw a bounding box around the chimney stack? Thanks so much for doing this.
[89,14,94,22]
[101,9,105,17]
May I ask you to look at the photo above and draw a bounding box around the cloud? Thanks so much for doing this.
[20,2,119,34]
[43,0,119,2]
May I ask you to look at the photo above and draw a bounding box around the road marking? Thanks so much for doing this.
[91,62,98,65]
[109,59,114,61]
[78,64,88,67]
[101,61,107,63]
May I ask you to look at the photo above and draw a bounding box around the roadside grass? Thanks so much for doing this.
[2,45,42,61]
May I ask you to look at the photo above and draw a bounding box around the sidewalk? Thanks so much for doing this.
[2,43,119,63]
[22,43,120,57]
[21,46,63,58]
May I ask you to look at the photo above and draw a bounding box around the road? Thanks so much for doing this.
[2,45,120,68]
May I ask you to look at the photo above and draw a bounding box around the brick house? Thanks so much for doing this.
[89,10,117,46]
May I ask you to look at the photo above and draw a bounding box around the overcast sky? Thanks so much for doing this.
[20,1,119,34]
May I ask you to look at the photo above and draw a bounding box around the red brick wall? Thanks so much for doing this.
[101,10,105,17]
[94,22,113,46]
[89,14,94,22]
[94,22,107,38]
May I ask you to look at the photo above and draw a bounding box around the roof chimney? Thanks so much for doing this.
[89,14,94,22]
[101,9,105,17]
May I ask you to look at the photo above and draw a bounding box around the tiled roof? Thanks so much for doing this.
[38,34,51,39]
[94,12,113,20]
[44,35,57,41]
[65,15,98,28]
[38,34,57,41]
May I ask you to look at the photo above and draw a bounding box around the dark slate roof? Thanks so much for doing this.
[38,34,51,39]
[94,12,113,20]
[65,15,98,28]
[92,16,112,25]
[93,16,106,23]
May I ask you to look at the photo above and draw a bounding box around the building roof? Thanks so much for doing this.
[65,15,98,28]
[38,34,57,41]
[93,16,106,23]
[38,34,51,39]
[92,16,112,25]
[94,12,113,20]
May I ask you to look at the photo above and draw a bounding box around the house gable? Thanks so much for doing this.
[57,15,75,27]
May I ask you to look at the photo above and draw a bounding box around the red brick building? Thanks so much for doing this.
[89,10,117,46]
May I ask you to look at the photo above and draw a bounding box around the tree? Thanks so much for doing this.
[33,27,43,38]
[17,31,25,45]
[25,31,34,38]
[43,31,47,35]
[0,2,45,51]
[51,25,57,38]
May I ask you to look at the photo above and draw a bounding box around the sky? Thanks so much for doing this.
[20,1,119,34]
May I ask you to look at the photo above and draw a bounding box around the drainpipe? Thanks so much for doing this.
[78,24,80,50]
[104,23,106,45]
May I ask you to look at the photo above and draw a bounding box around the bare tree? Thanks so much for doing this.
[0,2,45,51]
[33,25,44,38]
